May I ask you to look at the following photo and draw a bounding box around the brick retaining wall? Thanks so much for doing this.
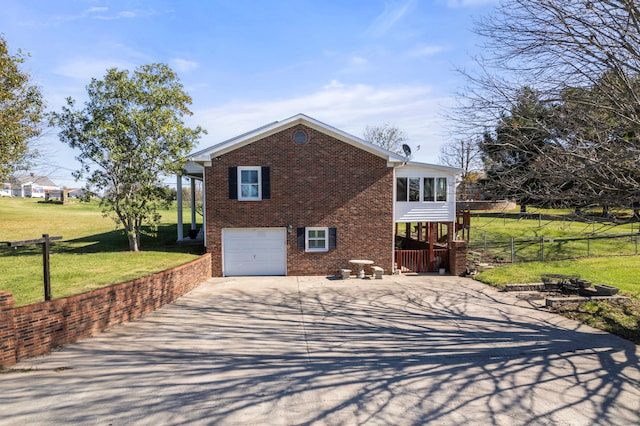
[0,253,211,367]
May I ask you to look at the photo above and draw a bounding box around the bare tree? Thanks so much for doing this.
[363,123,408,155]
[439,137,482,176]
[453,0,640,210]
[439,137,483,200]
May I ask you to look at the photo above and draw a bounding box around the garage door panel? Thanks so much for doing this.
[222,228,286,276]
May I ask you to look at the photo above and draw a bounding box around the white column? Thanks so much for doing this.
[190,178,197,230]
[176,175,184,240]
[201,173,207,246]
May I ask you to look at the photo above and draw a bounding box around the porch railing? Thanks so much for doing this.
[394,248,449,273]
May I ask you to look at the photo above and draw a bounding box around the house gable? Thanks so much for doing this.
[203,122,395,276]
[188,113,461,277]
[189,113,405,164]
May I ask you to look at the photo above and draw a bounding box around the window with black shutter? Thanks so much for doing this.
[229,166,270,200]
[297,227,337,252]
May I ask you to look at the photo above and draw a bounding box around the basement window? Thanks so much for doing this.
[306,227,328,252]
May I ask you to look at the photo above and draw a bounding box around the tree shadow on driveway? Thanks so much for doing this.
[1,277,638,425]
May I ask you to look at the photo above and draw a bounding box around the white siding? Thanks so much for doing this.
[394,164,457,223]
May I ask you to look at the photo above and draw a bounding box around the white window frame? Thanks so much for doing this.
[436,177,447,202]
[305,227,329,252]
[423,177,435,202]
[238,166,262,201]
[396,176,447,202]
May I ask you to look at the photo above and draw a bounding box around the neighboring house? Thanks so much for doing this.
[1,183,11,197]
[8,174,60,198]
[67,188,88,198]
[180,114,462,277]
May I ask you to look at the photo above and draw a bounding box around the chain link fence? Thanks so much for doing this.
[472,231,640,263]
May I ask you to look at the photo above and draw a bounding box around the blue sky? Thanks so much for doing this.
[1,0,498,187]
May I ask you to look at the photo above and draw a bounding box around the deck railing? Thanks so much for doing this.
[394,248,449,273]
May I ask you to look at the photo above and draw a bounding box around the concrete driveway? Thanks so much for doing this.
[1,275,639,425]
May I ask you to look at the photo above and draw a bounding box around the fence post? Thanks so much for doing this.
[4,234,61,302]
[483,231,487,253]
[511,238,515,263]
[540,236,544,262]
[42,234,52,301]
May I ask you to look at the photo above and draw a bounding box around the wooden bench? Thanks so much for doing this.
[372,266,383,279]
[339,268,351,280]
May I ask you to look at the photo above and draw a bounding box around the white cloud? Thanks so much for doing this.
[54,7,158,22]
[409,44,449,57]
[86,7,108,14]
[190,81,454,164]
[367,0,417,37]
[323,80,344,90]
[53,58,135,80]
[117,11,137,19]
[170,58,199,73]
[445,0,500,7]
[350,56,368,65]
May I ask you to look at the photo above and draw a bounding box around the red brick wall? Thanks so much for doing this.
[0,292,16,366]
[205,124,395,276]
[0,254,211,367]
[449,240,468,276]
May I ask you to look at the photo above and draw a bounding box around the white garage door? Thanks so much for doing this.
[222,228,287,276]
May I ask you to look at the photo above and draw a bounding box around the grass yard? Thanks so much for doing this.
[475,257,640,296]
[0,197,203,306]
[469,210,640,262]
[472,208,640,344]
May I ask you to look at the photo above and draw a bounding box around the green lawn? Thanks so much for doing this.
[0,197,203,306]
[476,257,640,297]
[469,209,640,262]
[470,208,640,344]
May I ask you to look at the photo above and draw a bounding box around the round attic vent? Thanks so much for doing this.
[292,129,308,144]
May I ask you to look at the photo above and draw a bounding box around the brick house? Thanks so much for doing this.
[179,114,462,277]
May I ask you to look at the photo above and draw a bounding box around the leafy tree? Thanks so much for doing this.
[363,123,408,155]
[455,0,640,212]
[0,36,44,180]
[479,87,556,211]
[50,63,205,251]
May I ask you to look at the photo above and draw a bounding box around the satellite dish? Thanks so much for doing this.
[402,144,412,157]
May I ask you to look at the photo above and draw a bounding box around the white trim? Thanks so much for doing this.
[238,166,262,201]
[436,177,447,202]
[395,176,448,203]
[176,175,183,240]
[305,226,329,252]
[202,169,207,247]
[190,177,197,229]
[188,114,405,164]
[397,160,462,174]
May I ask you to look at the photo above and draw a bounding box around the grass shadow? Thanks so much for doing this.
[46,225,203,255]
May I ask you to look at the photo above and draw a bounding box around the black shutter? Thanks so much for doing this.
[329,227,337,250]
[261,166,270,199]
[297,227,305,250]
[228,167,237,199]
